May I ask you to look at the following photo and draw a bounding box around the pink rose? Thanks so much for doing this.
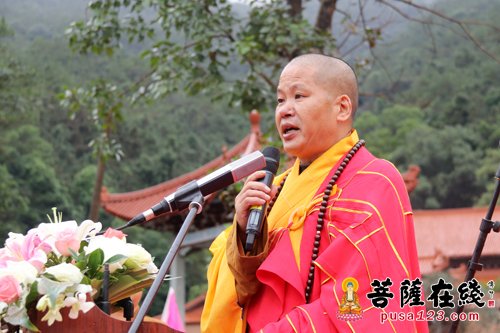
[55,228,81,257]
[0,275,22,303]
[102,228,126,240]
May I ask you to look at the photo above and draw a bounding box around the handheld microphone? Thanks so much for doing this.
[123,150,266,229]
[245,147,280,252]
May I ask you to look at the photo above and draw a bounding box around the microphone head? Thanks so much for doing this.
[262,146,280,175]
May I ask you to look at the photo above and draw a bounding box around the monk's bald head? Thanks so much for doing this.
[284,54,359,116]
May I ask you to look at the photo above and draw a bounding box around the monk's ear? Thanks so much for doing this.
[335,94,353,122]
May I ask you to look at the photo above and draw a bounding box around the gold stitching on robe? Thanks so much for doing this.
[326,206,372,228]
[286,314,299,333]
[355,226,384,245]
[321,276,331,285]
[296,306,318,333]
[357,171,405,216]
[336,198,410,278]
[327,223,374,283]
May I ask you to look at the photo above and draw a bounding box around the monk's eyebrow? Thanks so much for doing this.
[277,83,308,94]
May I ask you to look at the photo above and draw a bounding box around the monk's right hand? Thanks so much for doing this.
[234,170,274,234]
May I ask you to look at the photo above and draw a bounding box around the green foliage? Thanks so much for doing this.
[0,124,70,236]
[59,80,125,162]
[402,126,483,208]
[0,165,29,243]
[69,165,96,220]
[0,17,13,38]
[475,148,500,206]
[359,0,500,209]
[65,0,336,112]
[356,105,424,159]
[0,49,36,130]
[0,3,248,244]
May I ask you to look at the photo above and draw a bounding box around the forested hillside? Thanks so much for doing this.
[356,0,500,209]
[1,0,499,316]
[0,0,248,230]
[0,0,248,312]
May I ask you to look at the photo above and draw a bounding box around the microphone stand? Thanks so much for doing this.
[99,263,110,314]
[128,192,205,333]
[449,163,500,333]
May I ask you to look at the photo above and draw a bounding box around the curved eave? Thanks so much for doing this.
[101,111,262,222]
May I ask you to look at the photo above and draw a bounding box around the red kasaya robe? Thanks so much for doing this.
[246,145,428,332]
[202,131,428,333]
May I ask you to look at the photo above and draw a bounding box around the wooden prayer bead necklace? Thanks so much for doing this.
[266,140,365,303]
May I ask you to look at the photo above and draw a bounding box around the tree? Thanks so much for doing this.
[60,0,500,215]
[59,80,124,221]
[0,165,29,243]
[355,104,424,159]
[64,0,500,113]
[0,18,70,238]
[0,18,34,131]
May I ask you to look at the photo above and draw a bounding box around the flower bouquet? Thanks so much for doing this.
[0,209,158,332]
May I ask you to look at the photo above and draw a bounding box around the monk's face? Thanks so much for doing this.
[275,62,340,164]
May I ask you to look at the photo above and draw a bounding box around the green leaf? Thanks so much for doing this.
[88,248,105,272]
[81,276,92,285]
[105,254,127,264]
[42,272,57,280]
[75,258,88,270]
[25,281,39,305]
[68,247,81,260]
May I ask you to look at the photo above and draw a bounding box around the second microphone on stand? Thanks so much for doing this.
[245,147,281,252]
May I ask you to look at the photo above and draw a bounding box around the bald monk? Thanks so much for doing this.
[201,54,428,332]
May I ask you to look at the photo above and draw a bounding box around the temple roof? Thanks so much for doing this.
[100,110,262,228]
[413,206,500,275]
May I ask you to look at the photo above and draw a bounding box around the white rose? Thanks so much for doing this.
[44,263,83,283]
[85,236,126,261]
[124,243,157,273]
[0,261,38,285]
[85,236,127,273]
